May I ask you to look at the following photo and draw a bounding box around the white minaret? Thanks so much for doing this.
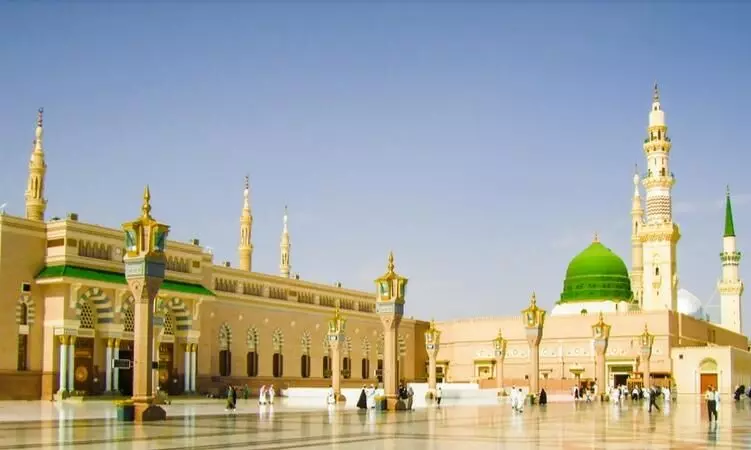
[25,108,48,221]
[719,187,744,333]
[631,166,645,307]
[279,206,291,278]
[639,83,680,311]
[238,175,254,271]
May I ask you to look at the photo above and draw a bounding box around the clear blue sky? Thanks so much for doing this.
[1,3,750,325]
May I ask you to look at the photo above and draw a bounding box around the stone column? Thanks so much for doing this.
[327,309,347,403]
[374,252,407,411]
[424,320,440,399]
[591,313,611,401]
[112,340,120,393]
[58,336,68,395]
[183,343,191,393]
[190,344,198,392]
[381,316,402,408]
[639,324,654,389]
[67,336,76,392]
[493,330,507,394]
[152,322,163,398]
[105,338,114,392]
[521,293,545,398]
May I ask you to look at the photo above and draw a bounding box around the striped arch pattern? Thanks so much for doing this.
[16,294,35,325]
[300,331,312,355]
[218,322,232,350]
[398,334,407,357]
[322,336,331,354]
[343,336,352,356]
[78,287,113,324]
[246,326,259,351]
[155,297,192,331]
[360,336,371,358]
[272,328,284,352]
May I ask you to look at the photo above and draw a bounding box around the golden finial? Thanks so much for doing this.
[530,291,537,306]
[593,232,599,243]
[387,251,395,273]
[37,107,44,127]
[597,311,605,324]
[142,185,152,219]
[643,323,649,334]
[727,185,731,197]
[244,175,249,191]
[429,318,436,331]
[653,81,660,102]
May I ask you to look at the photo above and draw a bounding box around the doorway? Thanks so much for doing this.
[700,373,718,393]
[118,349,134,396]
[614,374,629,387]
[73,338,94,394]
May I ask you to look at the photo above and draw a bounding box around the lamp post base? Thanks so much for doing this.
[133,402,167,422]
[335,393,347,403]
[385,395,407,411]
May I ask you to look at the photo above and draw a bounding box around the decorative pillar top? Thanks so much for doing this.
[493,329,507,356]
[640,323,655,349]
[425,319,441,347]
[328,307,346,335]
[122,185,170,260]
[375,251,408,305]
[521,292,546,328]
[591,312,611,340]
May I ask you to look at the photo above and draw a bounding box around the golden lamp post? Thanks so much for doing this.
[493,329,507,394]
[122,186,169,422]
[521,292,546,397]
[639,324,655,389]
[327,308,347,403]
[424,319,441,400]
[591,312,612,401]
[374,251,408,410]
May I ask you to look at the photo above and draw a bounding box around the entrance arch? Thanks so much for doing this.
[698,358,719,393]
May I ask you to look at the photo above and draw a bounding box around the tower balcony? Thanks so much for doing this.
[642,174,676,189]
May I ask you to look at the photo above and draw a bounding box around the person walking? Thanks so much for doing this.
[436,386,443,406]
[706,386,719,421]
[648,386,660,412]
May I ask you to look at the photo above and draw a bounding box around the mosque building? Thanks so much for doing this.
[436,85,751,395]
[0,85,748,400]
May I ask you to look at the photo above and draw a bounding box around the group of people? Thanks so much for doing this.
[355,384,380,409]
[507,386,547,412]
[258,385,277,405]
[224,384,276,411]
[572,384,597,402]
[609,384,670,412]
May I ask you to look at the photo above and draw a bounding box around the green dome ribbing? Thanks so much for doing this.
[558,240,634,304]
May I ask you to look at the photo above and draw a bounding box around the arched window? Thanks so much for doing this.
[218,323,232,377]
[247,352,258,377]
[343,357,351,379]
[300,354,310,378]
[376,359,384,383]
[361,358,369,379]
[272,329,284,378]
[323,355,331,378]
[273,353,284,378]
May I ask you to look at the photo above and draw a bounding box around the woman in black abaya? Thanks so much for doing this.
[357,386,368,409]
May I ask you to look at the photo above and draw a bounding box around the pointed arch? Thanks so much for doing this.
[77,287,112,325]
[398,334,407,357]
[343,336,352,357]
[376,332,384,358]
[246,326,259,351]
[360,336,371,380]
[272,328,284,377]
[300,330,312,355]
[360,336,371,356]
[218,322,232,350]
[16,294,35,325]
[246,326,259,377]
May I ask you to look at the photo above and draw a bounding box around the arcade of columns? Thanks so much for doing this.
[422,294,657,401]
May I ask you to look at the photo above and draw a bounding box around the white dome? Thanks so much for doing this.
[677,288,705,319]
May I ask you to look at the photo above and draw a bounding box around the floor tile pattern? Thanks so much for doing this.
[0,397,748,449]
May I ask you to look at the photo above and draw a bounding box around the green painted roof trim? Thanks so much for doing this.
[725,190,736,237]
[36,265,215,297]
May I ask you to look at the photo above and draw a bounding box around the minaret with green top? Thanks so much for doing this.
[719,186,744,334]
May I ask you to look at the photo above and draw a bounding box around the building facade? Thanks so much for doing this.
[0,109,428,400]
[435,86,751,395]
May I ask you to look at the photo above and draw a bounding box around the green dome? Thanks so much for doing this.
[559,240,634,304]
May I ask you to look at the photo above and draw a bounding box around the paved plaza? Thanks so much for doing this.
[0,397,749,449]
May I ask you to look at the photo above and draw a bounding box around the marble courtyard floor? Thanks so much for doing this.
[0,397,749,449]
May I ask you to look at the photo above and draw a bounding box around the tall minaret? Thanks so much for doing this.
[631,166,645,307]
[719,187,744,334]
[25,108,48,221]
[639,83,680,311]
[238,175,254,271]
[279,206,291,278]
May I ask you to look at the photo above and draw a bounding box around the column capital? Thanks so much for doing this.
[58,335,68,345]
[69,336,77,345]
[107,338,114,348]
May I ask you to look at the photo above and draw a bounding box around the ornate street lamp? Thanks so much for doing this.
[493,329,507,394]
